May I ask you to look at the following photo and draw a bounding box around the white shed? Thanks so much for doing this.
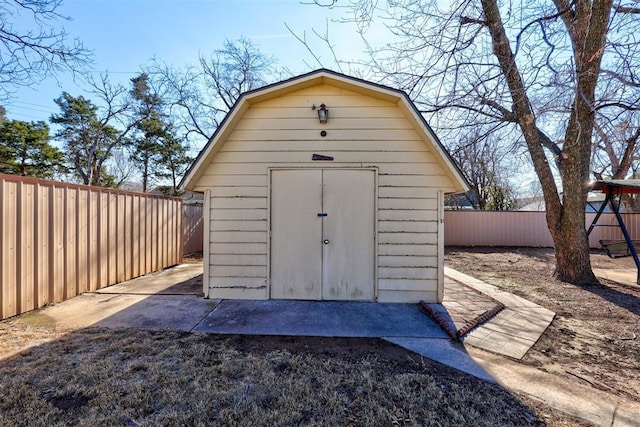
[181,69,468,303]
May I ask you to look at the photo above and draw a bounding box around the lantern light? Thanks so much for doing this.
[317,103,328,123]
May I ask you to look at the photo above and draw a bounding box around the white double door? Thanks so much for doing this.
[270,169,375,301]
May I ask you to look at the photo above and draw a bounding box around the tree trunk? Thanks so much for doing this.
[548,202,598,284]
[142,160,149,193]
[481,0,604,285]
[550,0,611,284]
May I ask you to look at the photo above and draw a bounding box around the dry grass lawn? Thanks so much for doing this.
[0,327,554,426]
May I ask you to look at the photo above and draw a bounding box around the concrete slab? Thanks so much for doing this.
[16,292,219,332]
[96,264,203,295]
[15,293,151,329]
[95,295,220,331]
[464,328,536,360]
[191,300,491,381]
[13,264,208,331]
[11,261,638,426]
[384,337,495,383]
[469,347,640,427]
[437,278,503,336]
[193,300,450,338]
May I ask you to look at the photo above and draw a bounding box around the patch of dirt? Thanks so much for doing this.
[182,251,204,264]
[445,247,640,405]
[45,391,91,410]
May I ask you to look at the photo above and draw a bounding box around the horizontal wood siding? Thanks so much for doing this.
[196,84,456,302]
[378,289,438,303]
[0,174,183,320]
[206,186,269,298]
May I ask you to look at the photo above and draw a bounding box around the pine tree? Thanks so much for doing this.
[129,73,191,193]
[0,119,65,179]
[51,92,122,186]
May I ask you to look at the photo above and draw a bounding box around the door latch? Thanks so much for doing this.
[323,239,330,245]
[317,213,328,217]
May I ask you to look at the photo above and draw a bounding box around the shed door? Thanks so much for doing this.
[270,169,375,301]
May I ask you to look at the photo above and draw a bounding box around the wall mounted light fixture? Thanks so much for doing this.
[317,103,329,123]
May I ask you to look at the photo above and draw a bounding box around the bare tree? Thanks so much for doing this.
[592,113,640,180]
[0,0,91,100]
[591,61,640,183]
[104,146,137,189]
[319,0,640,285]
[451,131,519,210]
[51,75,134,186]
[146,38,278,147]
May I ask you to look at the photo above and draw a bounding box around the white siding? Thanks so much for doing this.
[194,83,458,302]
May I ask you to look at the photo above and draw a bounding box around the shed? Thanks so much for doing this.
[181,69,469,303]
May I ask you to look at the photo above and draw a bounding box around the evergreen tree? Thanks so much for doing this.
[0,119,65,179]
[130,73,163,192]
[155,132,192,196]
[129,73,191,194]
[51,92,122,186]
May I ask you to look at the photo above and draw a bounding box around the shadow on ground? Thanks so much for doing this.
[580,280,640,318]
[0,326,545,426]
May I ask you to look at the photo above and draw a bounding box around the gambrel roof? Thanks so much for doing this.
[180,68,469,192]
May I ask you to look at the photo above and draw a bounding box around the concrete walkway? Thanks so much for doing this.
[444,267,556,359]
[444,268,640,427]
[469,347,640,427]
[11,264,640,426]
[594,268,640,290]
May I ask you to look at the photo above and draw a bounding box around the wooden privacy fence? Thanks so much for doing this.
[444,210,640,248]
[0,174,183,320]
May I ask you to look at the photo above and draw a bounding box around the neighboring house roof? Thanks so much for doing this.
[180,68,469,192]
[445,192,476,210]
[518,197,546,211]
[518,193,608,212]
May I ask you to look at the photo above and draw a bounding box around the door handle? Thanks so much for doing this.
[323,239,330,245]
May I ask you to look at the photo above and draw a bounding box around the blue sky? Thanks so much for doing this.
[3,0,368,124]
